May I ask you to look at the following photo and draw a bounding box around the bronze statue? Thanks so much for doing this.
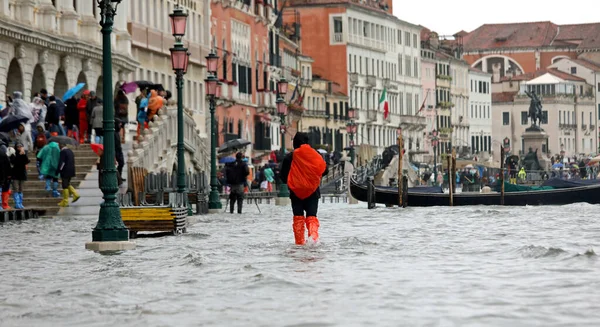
[525,90,543,128]
[522,147,541,171]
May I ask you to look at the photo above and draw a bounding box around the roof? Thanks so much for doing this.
[555,23,600,50]
[463,21,557,51]
[492,92,517,103]
[525,73,564,85]
[499,68,586,83]
[571,58,600,72]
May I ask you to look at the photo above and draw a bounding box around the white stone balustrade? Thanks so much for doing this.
[127,105,209,174]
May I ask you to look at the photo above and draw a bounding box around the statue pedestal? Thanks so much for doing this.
[522,128,550,171]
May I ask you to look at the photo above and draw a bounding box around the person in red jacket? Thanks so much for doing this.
[77,90,90,144]
[279,132,328,245]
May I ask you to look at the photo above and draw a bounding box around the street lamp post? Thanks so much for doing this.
[86,0,134,252]
[276,78,290,204]
[205,52,222,212]
[168,5,190,196]
[346,107,356,166]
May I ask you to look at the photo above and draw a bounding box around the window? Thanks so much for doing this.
[503,112,510,125]
[470,105,473,118]
[413,57,418,78]
[405,56,411,77]
[541,111,548,124]
[333,17,343,33]
[571,67,577,74]
[405,31,411,47]
[397,29,402,44]
[398,55,402,75]
[521,111,528,125]
[413,33,417,48]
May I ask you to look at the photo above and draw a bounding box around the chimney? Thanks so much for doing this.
[429,32,439,48]
[492,63,501,83]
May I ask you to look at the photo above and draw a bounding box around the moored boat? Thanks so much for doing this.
[350,178,600,206]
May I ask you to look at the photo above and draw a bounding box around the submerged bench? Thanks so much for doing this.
[120,206,187,238]
[0,209,47,222]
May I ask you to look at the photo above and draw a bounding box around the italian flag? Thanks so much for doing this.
[379,87,389,120]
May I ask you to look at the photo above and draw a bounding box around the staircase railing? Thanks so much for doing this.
[127,105,209,174]
[353,155,384,184]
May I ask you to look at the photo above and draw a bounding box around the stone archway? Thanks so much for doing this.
[31,64,46,97]
[6,59,24,99]
[95,75,103,99]
[76,71,88,90]
[54,69,69,99]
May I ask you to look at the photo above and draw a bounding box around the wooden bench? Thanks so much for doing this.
[120,206,187,238]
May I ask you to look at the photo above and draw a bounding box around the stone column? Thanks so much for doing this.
[79,0,99,43]
[15,0,36,25]
[57,0,79,37]
[114,0,131,55]
[36,0,57,31]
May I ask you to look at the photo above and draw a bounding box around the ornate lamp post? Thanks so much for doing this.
[432,129,439,184]
[86,0,134,252]
[346,107,356,166]
[276,77,290,203]
[169,5,189,196]
[205,52,222,212]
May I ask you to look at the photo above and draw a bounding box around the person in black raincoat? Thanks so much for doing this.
[57,143,79,207]
[0,142,10,211]
[64,97,79,139]
[11,143,29,209]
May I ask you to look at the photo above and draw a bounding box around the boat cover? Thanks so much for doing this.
[379,185,444,194]
[494,182,554,193]
[541,178,600,189]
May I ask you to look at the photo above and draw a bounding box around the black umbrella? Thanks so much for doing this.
[0,115,29,132]
[48,136,78,146]
[135,81,164,92]
[218,138,251,153]
[0,132,10,144]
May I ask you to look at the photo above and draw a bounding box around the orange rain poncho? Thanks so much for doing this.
[147,90,164,121]
[287,144,326,200]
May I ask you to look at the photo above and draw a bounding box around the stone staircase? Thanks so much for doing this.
[19,144,98,216]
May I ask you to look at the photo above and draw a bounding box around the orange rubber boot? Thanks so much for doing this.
[1,191,11,209]
[293,216,306,245]
[305,216,320,242]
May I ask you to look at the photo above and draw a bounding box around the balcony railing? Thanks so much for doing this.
[366,75,376,87]
[257,91,275,109]
[334,32,343,43]
[399,115,427,131]
[367,110,377,122]
[349,72,358,85]
[303,110,328,117]
[582,124,588,130]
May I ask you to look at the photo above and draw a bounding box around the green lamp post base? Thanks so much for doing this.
[208,189,222,210]
[276,183,290,206]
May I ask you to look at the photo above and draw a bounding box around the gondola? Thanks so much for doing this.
[350,177,600,206]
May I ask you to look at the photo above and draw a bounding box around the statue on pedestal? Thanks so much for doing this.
[525,90,543,131]
[522,147,541,171]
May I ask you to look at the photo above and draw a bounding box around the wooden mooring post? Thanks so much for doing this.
[397,134,404,208]
[500,145,505,205]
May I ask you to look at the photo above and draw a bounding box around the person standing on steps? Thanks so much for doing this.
[0,142,10,211]
[11,143,29,209]
[225,152,249,214]
[57,143,79,207]
[37,140,61,198]
[91,98,104,144]
[279,132,328,245]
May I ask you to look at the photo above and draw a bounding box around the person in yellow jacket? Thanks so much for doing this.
[517,167,526,183]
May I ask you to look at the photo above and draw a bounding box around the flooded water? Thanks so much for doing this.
[1,203,600,326]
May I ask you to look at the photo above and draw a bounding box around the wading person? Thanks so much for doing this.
[37,140,61,198]
[11,143,29,209]
[279,132,328,245]
[57,143,79,207]
[225,152,249,214]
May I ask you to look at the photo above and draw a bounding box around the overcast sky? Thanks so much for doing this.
[393,0,600,35]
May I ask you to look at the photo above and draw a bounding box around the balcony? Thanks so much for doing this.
[366,75,376,88]
[257,91,275,111]
[299,78,312,87]
[582,124,588,131]
[334,32,343,43]
[399,115,427,131]
[367,110,377,122]
[436,75,451,88]
[349,73,358,86]
[303,110,328,118]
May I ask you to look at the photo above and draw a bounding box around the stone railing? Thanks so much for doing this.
[127,105,209,174]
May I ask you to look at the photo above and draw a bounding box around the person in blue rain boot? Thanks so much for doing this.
[37,140,61,198]
[11,143,30,209]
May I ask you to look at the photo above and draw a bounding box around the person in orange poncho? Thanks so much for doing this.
[279,132,328,245]
[77,90,90,144]
[147,90,164,122]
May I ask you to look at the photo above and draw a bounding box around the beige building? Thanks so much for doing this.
[298,77,349,153]
[492,70,596,164]
[128,0,211,135]
[0,0,136,104]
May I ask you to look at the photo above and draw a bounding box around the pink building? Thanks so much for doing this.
[420,50,437,161]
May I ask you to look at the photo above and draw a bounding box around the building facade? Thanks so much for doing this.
[128,0,211,135]
[467,69,492,159]
[0,0,136,106]
[492,70,595,164]
[286,0,424,155]
[450,58,470,156]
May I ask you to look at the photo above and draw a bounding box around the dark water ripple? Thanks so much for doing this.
[1,203,600,326]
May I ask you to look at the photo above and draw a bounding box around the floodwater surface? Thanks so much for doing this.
[1,203,600,326]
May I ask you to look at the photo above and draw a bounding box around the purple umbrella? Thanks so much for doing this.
[120,82,138,94]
